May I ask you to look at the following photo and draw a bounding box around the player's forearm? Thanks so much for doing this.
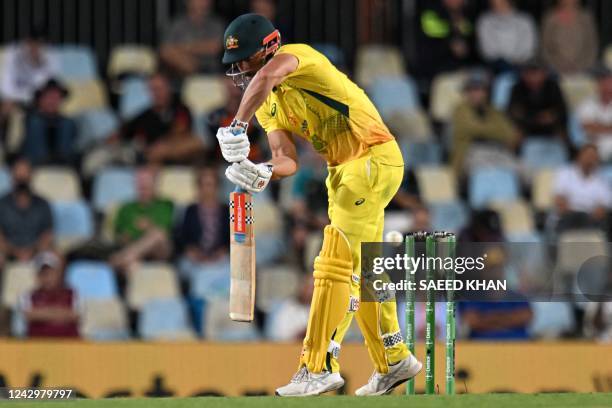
[268,155,298,179]
[235,72,277,122]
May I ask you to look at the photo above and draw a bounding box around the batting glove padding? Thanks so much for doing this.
[226,159,273,194]
[216,126,250,163]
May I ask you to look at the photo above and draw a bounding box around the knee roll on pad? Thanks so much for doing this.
[301,225,353,373]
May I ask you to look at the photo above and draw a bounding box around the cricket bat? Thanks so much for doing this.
[229,187,256,322]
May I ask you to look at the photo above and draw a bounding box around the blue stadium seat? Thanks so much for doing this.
[469,167,520,208]
[400,141,442,168]
[92,167,137,212]
[368,76,419,115]
[119,77,152,120]
[66,261,118,300]
[428,201,469,232]
[492,72,517,110]
[76,108,119,150]
[521,138,568,170]
[599,165,612,186]
[568,113,587,147]
[138,298,195,340]
[56,45,97,80]
[312,43,346,68]
[52,201,94,242]
[0,167,10,196]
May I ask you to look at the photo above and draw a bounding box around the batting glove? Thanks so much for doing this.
[216,119,250,163]
[226,159,274,194]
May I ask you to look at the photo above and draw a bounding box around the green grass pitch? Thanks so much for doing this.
[2,393,611,408]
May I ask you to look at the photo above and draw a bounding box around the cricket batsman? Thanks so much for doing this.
[216,13,422,396]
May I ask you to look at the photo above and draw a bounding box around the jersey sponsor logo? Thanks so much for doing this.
[225,35,239,50]
[354,198,366,206]
[311,135,327,152]
[349,296,360,312]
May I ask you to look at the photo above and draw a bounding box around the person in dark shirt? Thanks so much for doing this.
[507,60,568,141]
[20,252,80,338]
[415,0,477,82]
[22,79,77,166]
[119,72,204,164]
[0,157,53,268]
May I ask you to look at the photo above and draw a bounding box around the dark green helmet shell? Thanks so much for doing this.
[222,13,278,64]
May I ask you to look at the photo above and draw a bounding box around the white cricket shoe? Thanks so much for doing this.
[275,367,345,397]
[355,354,422,396]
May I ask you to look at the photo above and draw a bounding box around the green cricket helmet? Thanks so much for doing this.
[223,13,281,89]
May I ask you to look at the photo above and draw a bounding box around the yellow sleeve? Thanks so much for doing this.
[275,44,319,84]
[255,98,282,134]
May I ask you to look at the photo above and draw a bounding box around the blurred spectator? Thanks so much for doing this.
[507,60,568,142]
[206,78,265,163]
[177,166,230,292]
[390,170,421,211]
[266,275,312,341]
[160,0,224,77]
[450,70,518,175]
[19,252,80,338]
[110,167,174,272]
[541,0,598,75]
[416,0,477,81]
[476,0,537,73]
[119,72,204,165]
[459,209,504,242]
[577,68,612,161]
[0,157,53,268]
[584,302,612,342]
[0,25,58,107]
[250,0,292,43]
[553,144,611,233]
[22,79,77,166]
[410,205,432,232]
[460,300,532,339]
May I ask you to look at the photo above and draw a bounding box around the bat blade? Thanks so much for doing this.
[229,189,256,322]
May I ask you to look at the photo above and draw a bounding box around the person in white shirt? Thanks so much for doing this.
[577,68,612,161]
[0,26,59,107]
[553,144,611,232]
[477,0,537,71]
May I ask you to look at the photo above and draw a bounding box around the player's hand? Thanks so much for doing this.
[216,123,249,163]
[226,159,273,194]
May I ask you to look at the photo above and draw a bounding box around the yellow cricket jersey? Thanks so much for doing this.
[255,44,394,165]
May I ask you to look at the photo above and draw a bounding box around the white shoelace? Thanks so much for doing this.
[291,367,310,383]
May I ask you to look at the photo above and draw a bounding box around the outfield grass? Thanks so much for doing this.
[2,393,611,408]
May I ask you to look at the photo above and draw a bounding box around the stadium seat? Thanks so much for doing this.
[401,140,442,168]
[0,166,10,195]
[491,200,535,237]
[416,165,457,203]
[118,77,152,119]
[52,201,95,250]
[76,108,119,150]
[252,195,285,266]
[1,262,36,309]
[568,113,587,147]
[386,109,433,142]
[32,166,81,202]
[355,45,405,88]
[182,75,227,115]
[560,74,596,110]
[61,79,108,115]
[189,258,231,300]
[126,263,180,309]
[138,297,195,340]
[528,302,575,339]
[556,229,608,295]
[66,261,118,300]
[469,167,520,208]
[92,167,136,212]
[368,76,419,115]
[532,169,556,211]
[156,167,196,205]
[492,72,517,110]
[56,45,97,80]
[80,298,130,341]
[108,45,157,78]
[430,71,467,122]
[256,264,301,313]
[428,201,469,233]
[312,43,346,68]
[204,299,260,341]
[521,138,568,170]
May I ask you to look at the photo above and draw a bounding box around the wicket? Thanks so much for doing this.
[404,231,457,395]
